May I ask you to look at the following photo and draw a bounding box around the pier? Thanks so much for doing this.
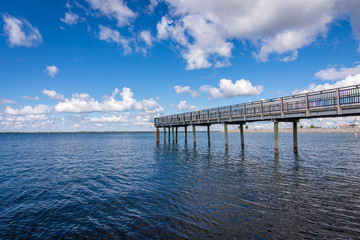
[154,85,360,154]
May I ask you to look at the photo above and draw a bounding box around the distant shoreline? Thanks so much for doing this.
[1,128,360,134]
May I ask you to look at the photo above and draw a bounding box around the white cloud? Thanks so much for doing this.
[98,25,132,54]
[5,105,52,115]
[171,100,197,111]
[140,30,153,46]
[174,85,199,97]
[200,78,263,100]
[2,13,43,47]
[61,12,83,25]
[155,0,360,69]
[315,64,360,81]
[42,89,65,102]
[46,65,59,77]
[85,114,128,123]
[22,96,39,101]
[85,0,136,27]
[294,74,360,94]
[0,99,17,104]
[54,87,163,114]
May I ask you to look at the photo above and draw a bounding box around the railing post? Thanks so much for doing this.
[260,101,263,120]
[243,104,247,121]
[229,106,232,121]
[337,88,341,115]
[280,98,284,118]
[305,93,309,117]
[207,109,210,123]
[190,112,193,124]
[217,108,220,122]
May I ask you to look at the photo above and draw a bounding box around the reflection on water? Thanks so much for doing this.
[0,132,360,239]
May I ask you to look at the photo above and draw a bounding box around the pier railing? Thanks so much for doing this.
[154,84,360,126]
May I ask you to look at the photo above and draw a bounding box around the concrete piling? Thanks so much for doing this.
[172,127,175,144]
[192,125,196,146]
[224,123,228,150]
[168,127,171,143]
[185,126,187,144]
[293,121,298,153]
[164,127,166,144]
[156,127,160,144]
[240,123,244,149]
[176,127,178,144]
[274,121,279,155]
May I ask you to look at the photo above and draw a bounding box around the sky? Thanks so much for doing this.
[1,0,360,132]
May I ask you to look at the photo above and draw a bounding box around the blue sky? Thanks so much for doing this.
[1,0,360,131]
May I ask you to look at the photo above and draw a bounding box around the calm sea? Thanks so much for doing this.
[1,132,360,239]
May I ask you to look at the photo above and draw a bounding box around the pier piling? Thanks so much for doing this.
[240,123,244,149]
[224,123,228,150]
[176,127,178,144]
[274,122,279,155]
[163,127,166,144]
[168,127,170,143]
[293,122,298,153]
[156,127,160,144]
[192,125,196,146]
[172,127,175,144]
[185,126,187,144]
[207,125,211,146]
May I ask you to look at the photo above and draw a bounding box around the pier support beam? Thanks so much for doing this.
[156,127,160,144]
[239,123,244,149]
[207,125,211,146]
[192,125,196,146]
[163,127,166,144]
[293,122,298,154]
[224,123,228,150]
[274,122,279,155]
[172,127,175,144]
[168,127,171,143]
[185,126,187,144]
[176,127,178,144]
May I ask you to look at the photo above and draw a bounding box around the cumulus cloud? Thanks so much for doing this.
[85,114,128,123]
[85,0,136,27]
[294,74,360,94]
[22,96,39,101]
[5,105,52,115]
[174,85,199,97]
[46,65,59,77]
[42,89,65,102]
[315,64,360,81]
[171,100,197,111]
[200,78,263,100]
[98,25,132,54]
[0,99,17,104]
[2,13,43,47]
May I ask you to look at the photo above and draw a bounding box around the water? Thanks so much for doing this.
[1,132,360,239]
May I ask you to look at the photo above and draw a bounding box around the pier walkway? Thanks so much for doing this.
[154,84,360,154]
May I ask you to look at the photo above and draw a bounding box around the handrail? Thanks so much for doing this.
[154,84,360,125]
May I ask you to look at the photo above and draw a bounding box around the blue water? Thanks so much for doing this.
[1,132,360,239]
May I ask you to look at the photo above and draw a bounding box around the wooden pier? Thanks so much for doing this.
[154,85,360,154]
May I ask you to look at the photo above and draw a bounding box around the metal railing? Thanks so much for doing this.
[154,85,360,126]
